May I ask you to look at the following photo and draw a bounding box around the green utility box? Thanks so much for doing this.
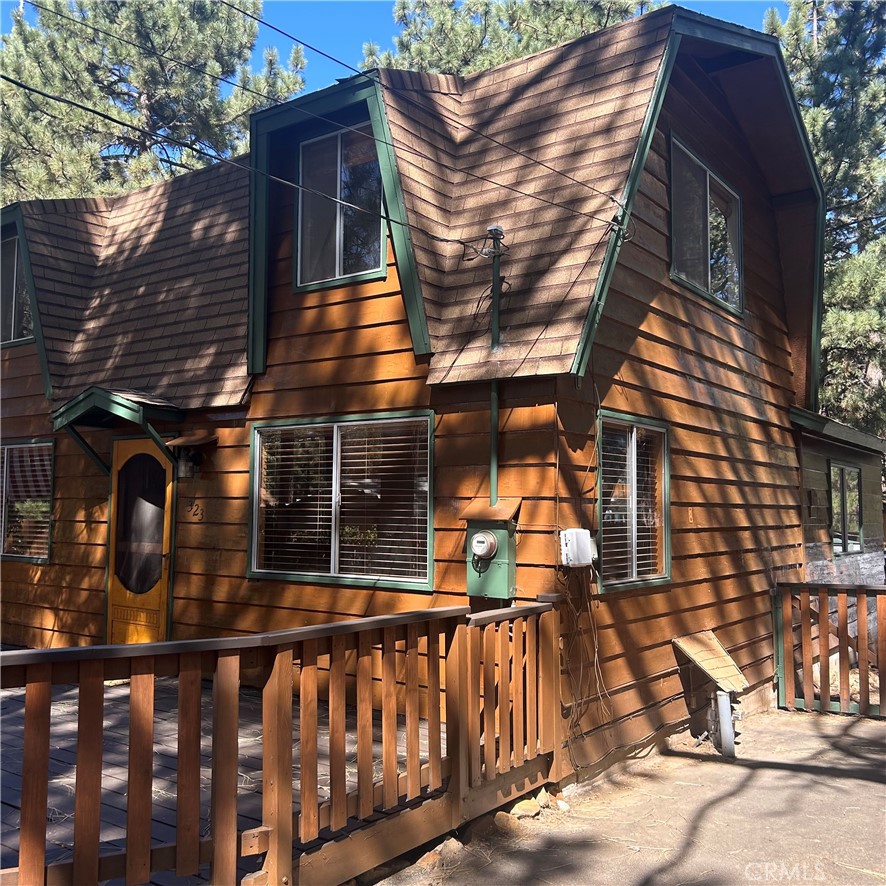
[466,519,517,600]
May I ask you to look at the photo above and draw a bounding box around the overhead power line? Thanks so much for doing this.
[1,73,476,251]
[27,0,625,234]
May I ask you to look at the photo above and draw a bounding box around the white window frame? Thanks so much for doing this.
[251,415,432,585]
[670,137,743,313]
[296,125,385,288]
[1,441,53,561]
[599,416,669,587]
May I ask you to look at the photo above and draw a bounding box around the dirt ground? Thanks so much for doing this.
[366,710,886,886]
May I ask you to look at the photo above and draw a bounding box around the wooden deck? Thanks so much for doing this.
[1,676,441,884]
[0,602,561,885]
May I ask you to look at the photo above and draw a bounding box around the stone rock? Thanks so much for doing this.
[463,813,496,843]
[556,799,571,813]
[439,837,464,865]
[414,849,442,871]
[493,810,527,837]
[511,797,542,819]
[536,787,551,808]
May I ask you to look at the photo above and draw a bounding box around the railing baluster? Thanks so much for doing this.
[497,623,511,775]
[837,594,850,712]
[512,618,525,768]
[356,631,374,817]
[406,623,421,800]
[483,623,496,780]
[382,627,399,809]
[800,592,814,709]
[74,659,104,885]
[444,623,468,829]
[526,614,538,758]
[176,652,202,876]
[467,625,481,787]
[857,593,869,715]
[19,662,51,886]
[818,590,830,712]
[127,656,155,886]
[329,635,348,831]
[427,621,442,791]
[300,639,319,843]
[263,643,294,883]
[211,650,239,885]
[780,588,796,711]
[879,594,886,711]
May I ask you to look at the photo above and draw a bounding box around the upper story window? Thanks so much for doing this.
[1,234,33,343]
[830,463,861,554]
[671,138,742,312]
[600,418,668,585]
[1,443,52,560]
[297,124,384,287]
[253,415,430,583]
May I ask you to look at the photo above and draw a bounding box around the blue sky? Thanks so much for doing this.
[2,1,789,94]
[256,1,789,90]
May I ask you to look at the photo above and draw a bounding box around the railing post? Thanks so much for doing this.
[444,621,469,828]
[538,593,564,780]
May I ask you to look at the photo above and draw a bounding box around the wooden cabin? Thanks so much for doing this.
[2,7,876,777]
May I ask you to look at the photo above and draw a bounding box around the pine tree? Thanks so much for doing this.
[363,0,654,75]
[766,1,886,437]
[1,0,305,202]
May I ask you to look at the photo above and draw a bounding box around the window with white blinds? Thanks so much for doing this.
[254,417,430,582]
[1,443,52,560]
[600,421,666,584]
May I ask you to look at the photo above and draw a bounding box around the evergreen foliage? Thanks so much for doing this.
[362,0,654,75]
[766,1,885,438]
[0,0,305,202]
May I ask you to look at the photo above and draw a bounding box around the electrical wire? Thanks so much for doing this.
[1,73,477,252]
[215,0,631,232]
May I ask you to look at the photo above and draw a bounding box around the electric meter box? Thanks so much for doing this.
[466,520,516,600]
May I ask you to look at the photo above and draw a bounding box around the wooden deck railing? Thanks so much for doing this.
[0,597,563,886]
[774,582,885,717]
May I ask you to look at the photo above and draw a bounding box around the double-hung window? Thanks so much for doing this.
[671,138,742,312]
[298,124,384,287]
[1,233,33,344]
[1,443,52,560]
[253,416,430,583]
[830,463,861,554]
[599,418,667,585]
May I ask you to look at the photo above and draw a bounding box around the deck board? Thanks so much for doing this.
[1,676,435,884]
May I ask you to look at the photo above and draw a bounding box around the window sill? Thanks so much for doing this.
[247,568,433,592]
[669,270,743,317]
[599,573,671,593]
[1,554,49,564]
[293,266,388,294]
[1,335,36,350]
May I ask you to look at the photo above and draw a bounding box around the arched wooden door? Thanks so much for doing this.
[107,438,173,644]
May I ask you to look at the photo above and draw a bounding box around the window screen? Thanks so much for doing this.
[1,235,33,343]
[255,418,430,581]
[600,422,666,584]
[1,443,52,559]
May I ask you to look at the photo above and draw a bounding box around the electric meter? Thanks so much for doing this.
[470,529,499,560]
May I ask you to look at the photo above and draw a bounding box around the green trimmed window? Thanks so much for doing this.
[830,463,861,554]
[1,443,52,560]
[600,420,667,584]
[671,139,742,311]
[297,124,384,286]
[253,417,430,582]
[1,234,33,343]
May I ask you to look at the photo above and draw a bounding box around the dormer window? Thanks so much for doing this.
[297,124,384,287]
[1,233,33,343]
[671,138,742,312]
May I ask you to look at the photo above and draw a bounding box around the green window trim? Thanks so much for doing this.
[248,410,435,591]
[248,76,430,375]
[596,409,671,592]
[829,461,862,556]
[0,438,54,564]
[669,136,744,316]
